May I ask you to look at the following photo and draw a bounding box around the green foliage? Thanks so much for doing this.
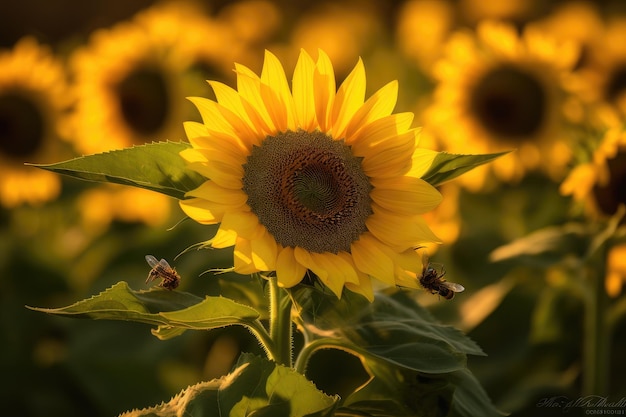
[29,141,204,200]
[421,151,510,187]
[119,354,337,417]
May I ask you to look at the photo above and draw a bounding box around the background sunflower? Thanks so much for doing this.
[3,0,626,416]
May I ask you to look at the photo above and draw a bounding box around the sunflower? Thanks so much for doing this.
[69,1,238,154]
[179,49,442,300]
[424,21,578,190]
[560,114,626,219]
[0,37,71,207]
[566,16,626,119]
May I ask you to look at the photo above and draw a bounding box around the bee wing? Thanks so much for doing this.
[145,255,159,268]
[443,282,465,293]
[158,258,171,269]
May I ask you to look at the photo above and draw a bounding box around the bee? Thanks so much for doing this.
[419,260,464,300]
[145,255,180,290]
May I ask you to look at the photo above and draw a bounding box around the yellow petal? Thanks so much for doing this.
[213,210,261,248]
[250,228,278,270]
[179,148,208,165]
[346,112,414,146]
[406,148,438,179]
[293,248,345,298]
[292,49,318,131]
[186,181,248,208]
[276,246,307,288]
[260,50,296,132]
[351,233,396,286]
[208,80,262,143]
[361,131,416,178]
[183,121,209,141]
[179,197,224,224]
[234,63,275,133]
[366,207,442,250]
[234,238,261,274]
[331,57,366,139]
[345,80,398,138]
[313,49,336,132]
[370,176,442,215]
[187,96,237,136]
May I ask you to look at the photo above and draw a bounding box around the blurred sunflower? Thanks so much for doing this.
[425,21,579,190]
[180,49,442,300]
[567,16,626,118]
[69,2,241,227]
[0,37,71,207]
[69,1,238,154]
[396,0,456,72]
[560,117,626,219]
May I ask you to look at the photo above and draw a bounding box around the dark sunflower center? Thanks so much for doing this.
[592,150,626,216]
[115,66,169,138]
[0,91,45,158]
[469,65,547,140]
[242,130,373,253]
[605,64,626,104]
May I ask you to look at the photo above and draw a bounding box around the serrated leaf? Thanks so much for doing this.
[291,288,482,374]
[28,141,205,199]
[222,353,338,417]
[28,281,261,337]
[422,151,510,187]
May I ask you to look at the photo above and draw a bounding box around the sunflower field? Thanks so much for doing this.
[2,1,626,416]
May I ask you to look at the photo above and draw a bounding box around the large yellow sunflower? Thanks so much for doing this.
[180,49,442,301]
[425,20,578,190]
[0,37,71,207]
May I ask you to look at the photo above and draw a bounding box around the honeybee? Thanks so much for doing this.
[419,261,464,300]
[145,255,180,290]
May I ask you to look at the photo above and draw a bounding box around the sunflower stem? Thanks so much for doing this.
[295,338,367,375]
[582,245,610,396]
[268,275,293,367]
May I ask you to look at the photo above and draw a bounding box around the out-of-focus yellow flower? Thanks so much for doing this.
[606,243,626,298]
[180,50,443,301]
[560,114,626,218]
[282,0,382,78]
[566,16,626,118]
[458,0,544,26]
[77,185,172,234]
[396,0,455,71]
[0,37,71,207]
[425,21,579,190]
[69,1,239,154]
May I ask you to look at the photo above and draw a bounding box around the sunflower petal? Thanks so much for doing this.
[276,246,307,288]
[351,233,396,286]
[292,49,317,131]
[331,57,366,139]
[366,207,442,250]
[260,50,296,132]
[345,80,398,138]
[313,49,336,132]
[233,238,261,274]
[370,176,442,215]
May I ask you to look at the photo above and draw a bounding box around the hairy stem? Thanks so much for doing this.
[268,276,293,367]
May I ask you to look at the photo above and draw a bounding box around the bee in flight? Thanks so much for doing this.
[145,255,180,290]
[419,260,464,300]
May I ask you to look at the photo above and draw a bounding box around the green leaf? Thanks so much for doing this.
[119,354,338,417]
[28,141,205,199]
[422,151,510,187]
[223,353,338,417]
[291,288,483,374]
[28,281,261,336]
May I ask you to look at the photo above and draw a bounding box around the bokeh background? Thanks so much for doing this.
[2,0,626,416]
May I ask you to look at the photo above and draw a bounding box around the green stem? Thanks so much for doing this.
[245,319,277,362]
[295,338,367,375]
[583,248,610,396]
[268,276,293,367]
